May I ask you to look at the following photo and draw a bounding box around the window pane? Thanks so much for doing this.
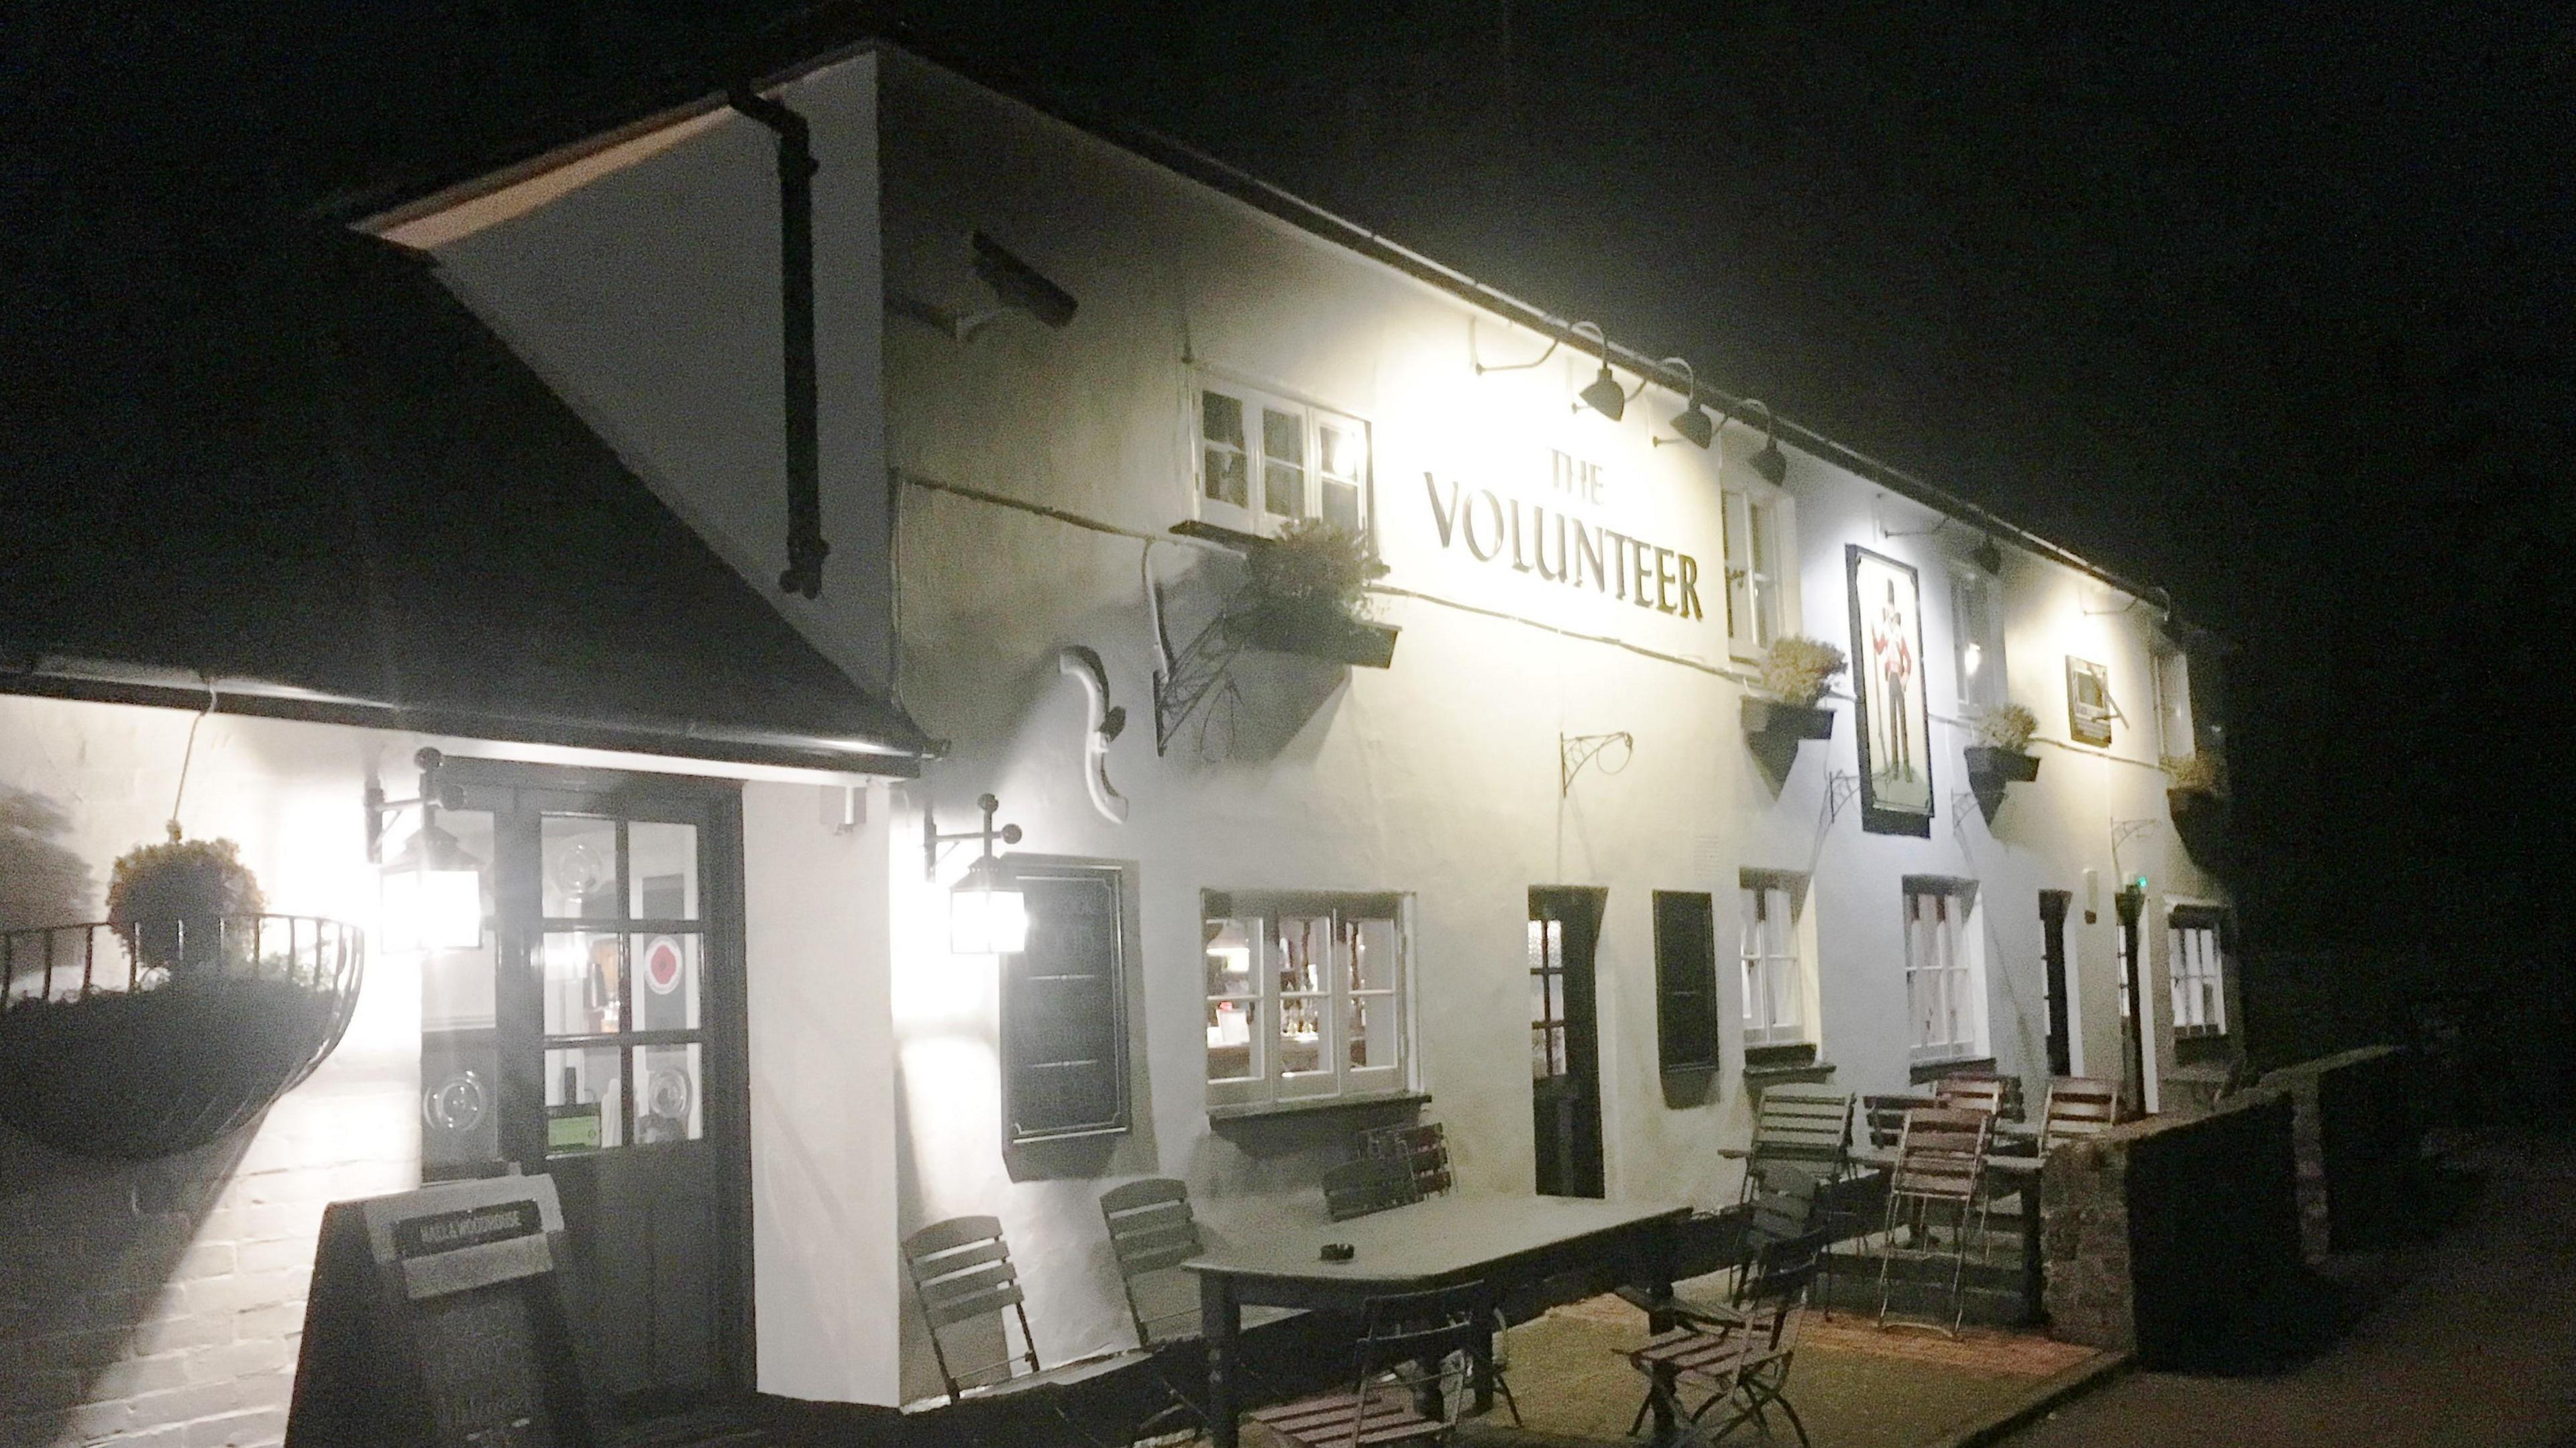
[1345,995,1395,1070]
[627,823,698,919]
[1201,391,1248,507]
[546,1045,622,1153]
[629,933,702,1032]
[1206,1000,1256,1081]
[421,813,498,1172]
[1205,918,1254,997]
[1276,916,1327,993]
[543,931,625,1035]
[1528,966,1548,1028]
[1319,420,1365,535]
[1532,1026,1552,1080]
[1769,960,1801,1031]
[1349,916,1399,991]
[1279,995,1326,1076]
[541,816,620,920]
[635,1042,702,1144]
[1762,888,1792,956]
[1263,408,1305,518]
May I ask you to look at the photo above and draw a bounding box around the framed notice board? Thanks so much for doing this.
[286,1174,594,1448]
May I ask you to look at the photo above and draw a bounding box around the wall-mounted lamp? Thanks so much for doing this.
[1569,322,1640,421]
[1743,399,1788,485]
[925,793,1026,955]
[367,747,483,952]
[1652,358,1714,449]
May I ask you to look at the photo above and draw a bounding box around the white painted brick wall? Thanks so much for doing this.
[2,698,424,1448]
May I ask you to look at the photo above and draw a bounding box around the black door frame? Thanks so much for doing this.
[442,757,754,1401]
[2039,890,2074,1077]
[1529,887,1608,1199]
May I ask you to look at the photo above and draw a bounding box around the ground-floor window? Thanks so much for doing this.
[1203,891,1407,1108]
[2168,905,2228,1036]
[1738,873,1813,1049]
[1903,878,1984,1064]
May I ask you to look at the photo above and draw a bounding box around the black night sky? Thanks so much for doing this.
[7,3,2571,1054]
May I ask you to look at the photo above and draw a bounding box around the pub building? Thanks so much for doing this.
[0,36,2236,1441]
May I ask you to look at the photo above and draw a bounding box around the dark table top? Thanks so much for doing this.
[1181,1192,1690,1293]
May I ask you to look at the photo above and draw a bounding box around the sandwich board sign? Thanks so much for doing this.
[285,1174,594,1448]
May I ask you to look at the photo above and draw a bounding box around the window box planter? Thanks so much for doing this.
[1740,698,1837,742]
[1234,600,1399,669]
[1963,746,2041,784]
[2168,787,2231,866]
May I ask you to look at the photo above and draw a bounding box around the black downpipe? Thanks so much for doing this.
[728,87,828,598]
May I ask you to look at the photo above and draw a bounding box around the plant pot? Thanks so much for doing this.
[1963,746,2041,783]
[1740,698,1837,742]
[2168,787,2231,867]
[1237,601,1400,669]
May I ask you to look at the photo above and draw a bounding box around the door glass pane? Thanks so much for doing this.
[543,930,625,1035]
[628,823,698,920]
[546,1044,623,1153]
[634,1043,703,1144]
[542,816,621,920]
[629,932,702,1032]
[420,809,500,1173]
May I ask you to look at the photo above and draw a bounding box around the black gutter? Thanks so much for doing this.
[726,87,830,600]
[1,661,923,777]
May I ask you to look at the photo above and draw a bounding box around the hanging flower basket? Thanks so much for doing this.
[0,915,364,1158]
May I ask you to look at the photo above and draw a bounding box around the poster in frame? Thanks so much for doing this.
[1847,545,1934,836]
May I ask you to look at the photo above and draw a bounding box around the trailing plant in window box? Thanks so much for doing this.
[2162,751,2227,797]
[1230,520,1399,668]
[1742,636,1845,742]
[1964,704,2042,784]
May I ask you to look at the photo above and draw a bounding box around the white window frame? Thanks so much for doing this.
[2167,905,2227,1037]
[1193,376,1373,542]
[1737,873,1816,1048]
[2152,646,2194,761]
[1203,892,1410,1110]
[1721,486,1791,662]
[1902,879,1986,1064]
[1950,568,2006,713]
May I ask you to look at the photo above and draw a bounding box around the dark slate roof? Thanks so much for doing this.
[0,233,924,774]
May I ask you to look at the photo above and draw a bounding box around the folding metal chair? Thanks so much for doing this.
[1098,1178,1297,1441]
[1248,1280,1495,1448]
[1933,1071,2018,1121]
[1874,1107,1993,1336]
[1625,1229,1828,1448]
[902,1215,1140,1444]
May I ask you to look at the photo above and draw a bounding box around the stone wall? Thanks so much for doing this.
[2042,1089,2305,1366]
[2259,1044,2412,1260]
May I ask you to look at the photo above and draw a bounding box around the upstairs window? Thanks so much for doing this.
[2153,647,2194,761]
[1951,570,2006,713]
[1203,891,1407,1109]
[1197,380,1371,541]
[1903,879,1984,1064]
[1721,489,1786,660]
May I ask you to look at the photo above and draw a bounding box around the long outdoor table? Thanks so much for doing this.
[1183,1192,1691,1448]
[1849,1145,2046,1323]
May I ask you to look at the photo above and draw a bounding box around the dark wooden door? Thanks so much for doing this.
[452,763,749,1415]
[2039,891,2073,1076]
[1529,887,1607,1198]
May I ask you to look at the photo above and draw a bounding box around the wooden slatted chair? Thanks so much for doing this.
[2039,1076,2121,1151]
[1358,1121,1455,1199]
[1247,1280,1494,1448]
[1861,1093,1937,1153]
[1625,1229,1828,1448]
[1739,1086,1854,1202]
[1873,1108,1993,1336]
[902,1215,1138,1441]
[1099,1178,1297,1439]
[1932,1071,2020,1121]
[1324,1155,1424,1222]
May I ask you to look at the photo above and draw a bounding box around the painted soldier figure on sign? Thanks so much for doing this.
[1872,578,1916,783]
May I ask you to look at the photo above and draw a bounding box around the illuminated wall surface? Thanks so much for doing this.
[0,44,2231,1435]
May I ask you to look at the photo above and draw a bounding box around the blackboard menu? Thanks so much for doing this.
[286,1176,594,1448]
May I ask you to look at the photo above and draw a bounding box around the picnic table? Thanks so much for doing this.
[1183,1192,1690,1448]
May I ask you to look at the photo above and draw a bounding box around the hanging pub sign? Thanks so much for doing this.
[284,1174,594,1448]
[1847,545,1935,836]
